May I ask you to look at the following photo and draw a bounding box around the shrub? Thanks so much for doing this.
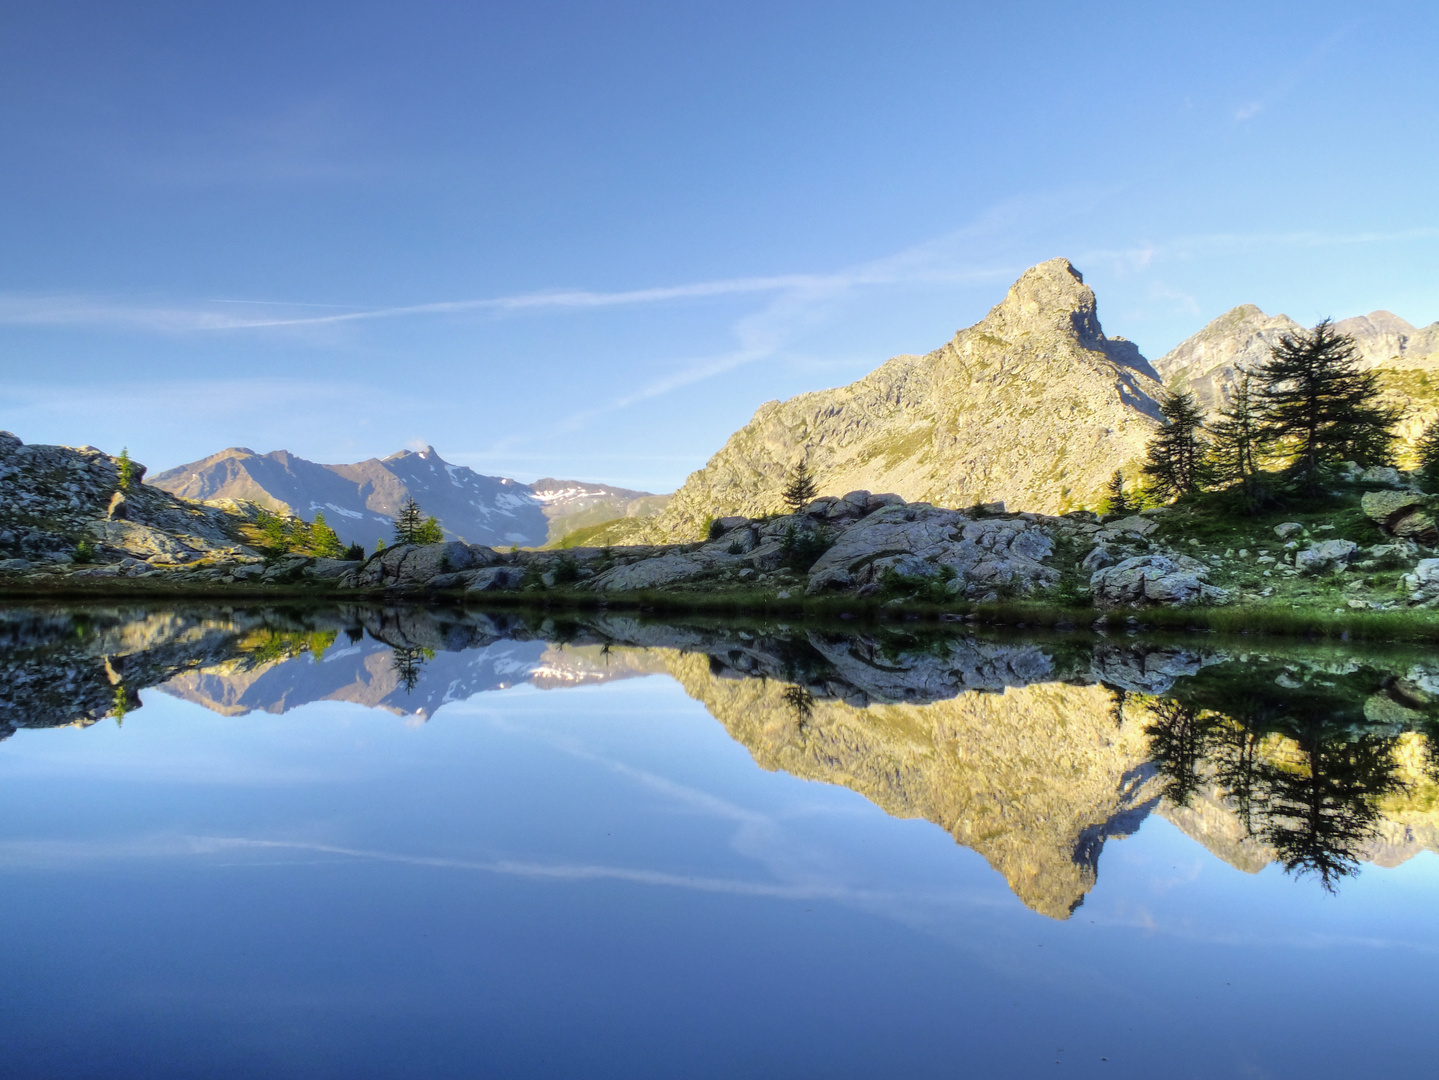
[779,523,832,572]
[343,542,365,561]
[551,555,581,585]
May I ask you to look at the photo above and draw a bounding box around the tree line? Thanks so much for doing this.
[1108,318,1435,513]
[256,495,445,560]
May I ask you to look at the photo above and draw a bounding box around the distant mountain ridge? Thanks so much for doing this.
[1155,305,1439,457]
[150,447,664,549]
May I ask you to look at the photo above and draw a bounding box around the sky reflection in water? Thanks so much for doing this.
[0,604,1437,1079]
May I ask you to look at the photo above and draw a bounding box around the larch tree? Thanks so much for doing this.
[1100,469,1133,515]
[393,497,424,545]
[781,459,819,512]
[1142,391,1209,502]
[1208,368,1266,502]
[1257,319,1400,493]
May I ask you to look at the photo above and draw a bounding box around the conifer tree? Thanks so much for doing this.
[116,447,134,490]
[393,497,424,545]
[1142,390,1209,502]
[288,517,312,553]
[1100,469,1132,515]
[1413,419,1439,492]
[781,459,818,512]
[416,516,444,545]
[1258,319,1400,493]
[258,510,288,554]
[1208,368,1266,501]
[310,512,343,559]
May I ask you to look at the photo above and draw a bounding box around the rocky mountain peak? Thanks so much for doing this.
[620,259,1165,540]
[983,257,1094,339]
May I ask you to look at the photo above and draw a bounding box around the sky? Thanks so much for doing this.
[1,0,1436,493]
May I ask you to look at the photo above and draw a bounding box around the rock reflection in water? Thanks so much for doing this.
[1,603,1436,918]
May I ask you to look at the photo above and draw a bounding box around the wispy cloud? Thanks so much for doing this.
[0,264,1003,335]
[1232,22,1361,123]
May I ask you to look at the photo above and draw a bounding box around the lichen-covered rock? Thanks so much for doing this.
[1392,511,1439,544]
[587,549,732,591]
[1090,554,1228,607]
[1363,490,1427,530]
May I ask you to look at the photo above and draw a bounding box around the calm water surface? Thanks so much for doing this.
[1,604,1436,1079]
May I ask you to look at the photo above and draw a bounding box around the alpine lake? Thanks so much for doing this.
[3,601,1437,1079]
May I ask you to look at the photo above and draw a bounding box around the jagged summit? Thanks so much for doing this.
[633,258,1165,540]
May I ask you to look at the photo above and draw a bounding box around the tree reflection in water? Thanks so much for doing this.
[1144,688,1413,891]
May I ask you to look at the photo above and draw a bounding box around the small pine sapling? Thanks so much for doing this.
[781,459,819,512]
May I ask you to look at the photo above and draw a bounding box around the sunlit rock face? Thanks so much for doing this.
[633,258,1164,540]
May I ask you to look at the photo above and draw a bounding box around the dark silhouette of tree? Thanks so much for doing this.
[391,646,427,694]
[782,684,815,733]
[1256,729,1403,891]
[343,542,365,561]
[1208,368,1266,504]
[393,497,424,545]
[1414,419,1439,492]
[1209,716,1267,836]
[781,459,819,512]
[1100,469,1133,515]
[1143,390,1209,501]
[1258,319,1400,493]
[1144,699,1210,806]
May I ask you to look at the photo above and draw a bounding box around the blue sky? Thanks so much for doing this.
[1,0,1435,492]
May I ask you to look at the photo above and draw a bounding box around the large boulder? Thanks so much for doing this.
[804,504,1058,599]
[1392,512,1439,544]
[1361,465,1403,487]
[588,549,727,591]
[466,566,526,592]
[1295,539,1358,575]
[1362,490,1427,530]
[345,541,500,589]
[1090,554,1228,607]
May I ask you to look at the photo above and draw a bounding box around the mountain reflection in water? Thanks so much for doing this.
[3,603,1437,920]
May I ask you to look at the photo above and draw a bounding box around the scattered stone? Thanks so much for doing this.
[1273,522,1303,539]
